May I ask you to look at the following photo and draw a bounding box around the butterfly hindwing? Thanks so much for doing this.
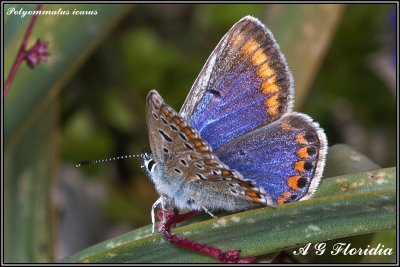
[215,113,328,205]
[179,16,293,150]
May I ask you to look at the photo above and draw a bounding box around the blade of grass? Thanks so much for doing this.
[61,166,395,263]
[266,143,385,263]
[324,144,380,177]
[4,103,58,262]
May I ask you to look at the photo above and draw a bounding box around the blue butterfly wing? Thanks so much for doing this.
[179,16,328,205]
[215,113,328,205]
[179,16,293,150]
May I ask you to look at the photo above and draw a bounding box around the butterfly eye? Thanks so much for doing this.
[147,159,156,172]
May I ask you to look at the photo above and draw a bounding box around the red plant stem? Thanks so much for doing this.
[160,209,256,263]
[4,4,43,97]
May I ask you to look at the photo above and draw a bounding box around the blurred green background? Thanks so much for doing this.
[4,3,396,263]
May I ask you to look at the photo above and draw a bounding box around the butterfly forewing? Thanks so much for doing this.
[179,16,293,150]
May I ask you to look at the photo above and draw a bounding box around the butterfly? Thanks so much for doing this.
[140,15,328,263]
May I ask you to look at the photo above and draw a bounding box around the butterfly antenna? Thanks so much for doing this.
[76,154,141,167]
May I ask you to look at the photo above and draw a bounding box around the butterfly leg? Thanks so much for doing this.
[161,209,256,263]
[155,208,197,232]
[151,195,167,234]
[190,197,218,218]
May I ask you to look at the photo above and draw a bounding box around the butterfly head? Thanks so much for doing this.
[140,151,156,177]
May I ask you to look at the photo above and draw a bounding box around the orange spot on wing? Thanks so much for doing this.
[297,147,310,159]
[261,79,280,94]
[203,159,215,166]
[296,134,308,145]
[281,122,292,131]
[251,49,267,66]
[279,191,293,204]
[193,139,208,152]
[239,181,253,190]
[295,161,305,173]
[221,169,232,176]
[183,127,196,139]
[257,63,274,78]
[287,175,301,191]
[162,108,172,118]
[242,39,259,57]
[282,191,292,199]
[265,94,279,116]
[243,39,260,56]
[246,191,261,202]
[193,139,202,147]
[190,154,200,160]
[198,145,208,152]
[173,117,181,125]
[174,119,187,129]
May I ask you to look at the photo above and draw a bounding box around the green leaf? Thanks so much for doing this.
[4,103,58,262]
[4,4,133,262]
[324,144,380,177]
[61,160,395,263]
